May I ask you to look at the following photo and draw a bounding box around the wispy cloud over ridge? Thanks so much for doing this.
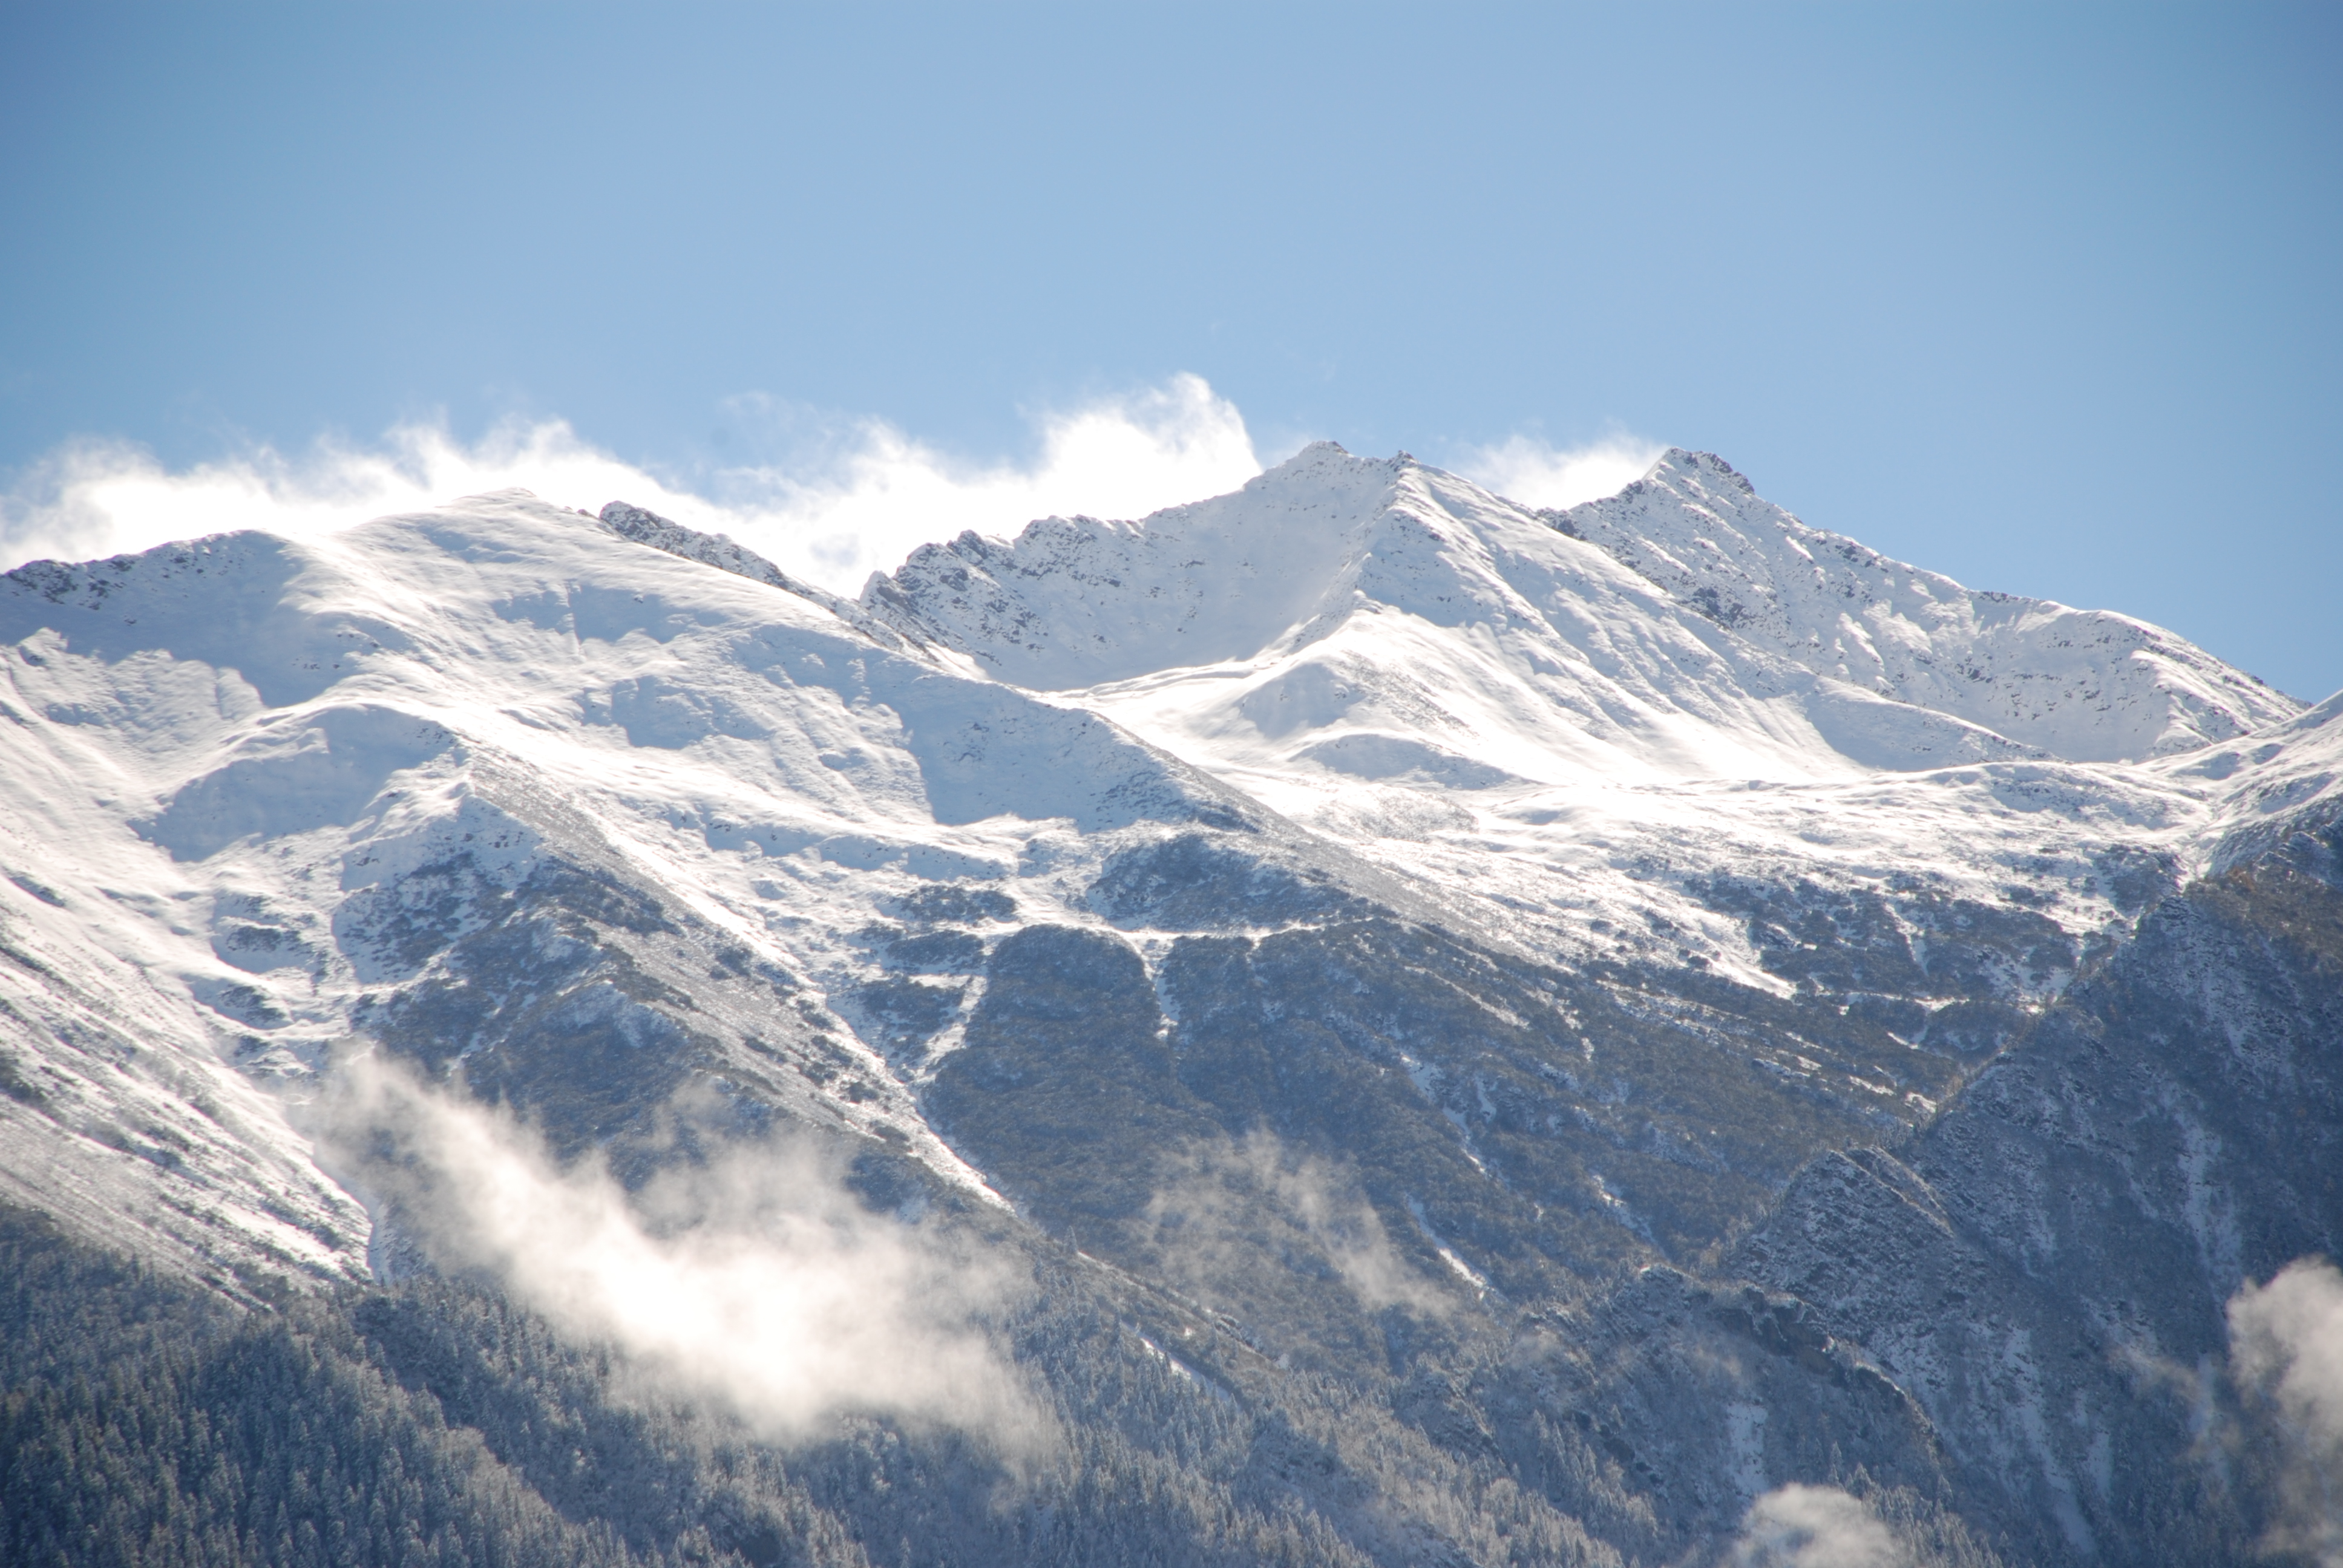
[1732,1485,1908,1567]
[1,381,1662,597]
[713,373,1260,588]
[0,375,1262,596]
[1454,431,1665,512]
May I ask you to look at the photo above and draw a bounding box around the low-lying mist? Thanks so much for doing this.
[1143,1132,1460,1321]
[310,1053,1041,1452]
[2229,1256,2343,1568]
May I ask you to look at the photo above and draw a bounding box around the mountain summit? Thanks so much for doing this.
[1559,448,2292,758]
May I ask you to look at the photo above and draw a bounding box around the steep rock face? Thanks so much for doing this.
[914,835,2040,1336]
[1731,799,2343,1564]
[1479,1265,1960,1561]
[1555,449,2299,761]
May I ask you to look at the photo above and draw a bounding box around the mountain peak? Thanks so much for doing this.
[1555,452,2300,760]
[1645,447,1756,495]
[1251,437,1376,486]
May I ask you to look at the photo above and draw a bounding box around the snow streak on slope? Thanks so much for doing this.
[0,823,372,1299]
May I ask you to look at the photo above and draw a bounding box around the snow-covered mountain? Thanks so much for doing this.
[870,442,2295,759]
[865,442,2307,990]
[1555,450,2294,761]
[0,492,1252,1290]
[2,444,2335,1565]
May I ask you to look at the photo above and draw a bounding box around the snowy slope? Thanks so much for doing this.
[0,449,2324,1293]
[0,494,1292,1281]
[2184,685,2343,872]
[864,442,2053,783]
[1553,449,2298,761]
[863,443,2278,988]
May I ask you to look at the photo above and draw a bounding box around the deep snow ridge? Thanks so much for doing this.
[598,500,943,660]
[865,442,2295,773]
[1553,449,2301,762]
[859,440,1406,691]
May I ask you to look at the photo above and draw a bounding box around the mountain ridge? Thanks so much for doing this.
[1559,448,2298,759]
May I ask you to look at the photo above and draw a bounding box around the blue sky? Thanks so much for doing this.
[4,2,2338,698]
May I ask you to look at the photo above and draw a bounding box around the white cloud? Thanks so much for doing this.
[1455,431,1663,511]
[0,373,1263,596]
[1732,1485,1907,1568]
[2229,1256,2343,1566]
[0,419,707,580]
[713,371,1261,589]
[1138,1133,1458,1325]
[3,386,1677,596]
[313,1054,1040,1450]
